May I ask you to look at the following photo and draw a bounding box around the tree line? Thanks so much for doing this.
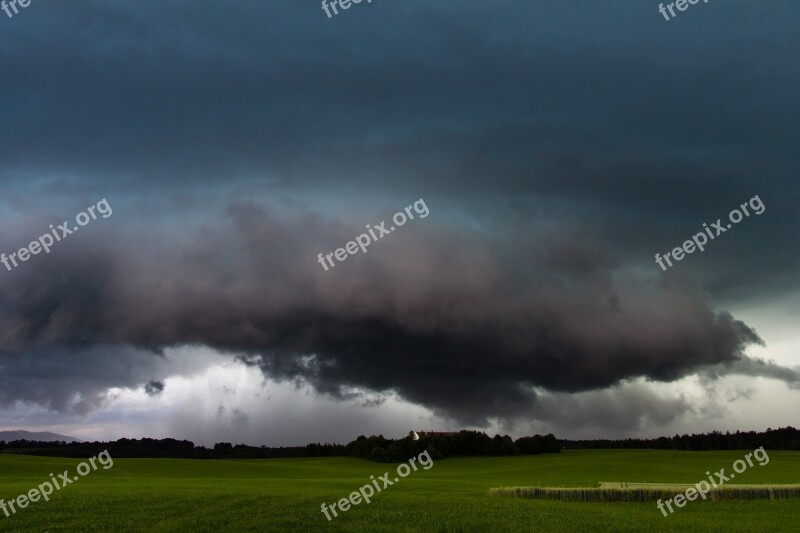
[559,426,800,451]
[4,427,794,461]
[0,430,560,461]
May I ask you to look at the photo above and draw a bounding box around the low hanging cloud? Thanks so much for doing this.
[0,344,219,415]
[0,201,777,425]
[531,384,694,432]
[144,380,166,397]
[703,357,800,390]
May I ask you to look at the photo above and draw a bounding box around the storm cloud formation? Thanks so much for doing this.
[0,201,770,424]
[0,0,798,435]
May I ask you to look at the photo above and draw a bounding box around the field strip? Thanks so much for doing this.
[596,482,800,489]
[490,484,800,502]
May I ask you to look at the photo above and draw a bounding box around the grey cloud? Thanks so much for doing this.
[0,202,771,424]
[705,357,800,389]
[0,346,165,414]
[0,0,797,436]
[144,380,165,397]
[531,385,693,432]
[0,344,223,414]
[1,1,796,303]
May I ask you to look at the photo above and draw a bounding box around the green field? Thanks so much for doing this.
[1,450,799,532]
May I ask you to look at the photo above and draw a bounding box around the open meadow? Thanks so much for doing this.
[1,449,799,532]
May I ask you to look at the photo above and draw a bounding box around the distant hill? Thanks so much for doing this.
[0,430,82,443]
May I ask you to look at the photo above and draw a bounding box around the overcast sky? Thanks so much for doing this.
[0,0,798,446]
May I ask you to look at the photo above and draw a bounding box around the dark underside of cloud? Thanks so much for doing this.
[0,202,782,425]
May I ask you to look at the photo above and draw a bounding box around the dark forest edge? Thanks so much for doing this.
[0,431,558,462]
[1,427,798,462]
[559,426,800,451]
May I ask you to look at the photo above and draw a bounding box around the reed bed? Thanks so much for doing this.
[490,484,800,502]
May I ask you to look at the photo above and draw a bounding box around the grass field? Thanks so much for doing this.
[1,449,799,532]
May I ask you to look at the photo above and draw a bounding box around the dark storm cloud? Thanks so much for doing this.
[0,0,796,189]
[144,380,165,396]
[0,0,797,299]
[532,385,694,432]
[0,0,798,427]
[0,201,776,424]
[0,345,167,414]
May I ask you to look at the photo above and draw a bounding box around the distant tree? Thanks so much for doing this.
[370,446,388,462]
